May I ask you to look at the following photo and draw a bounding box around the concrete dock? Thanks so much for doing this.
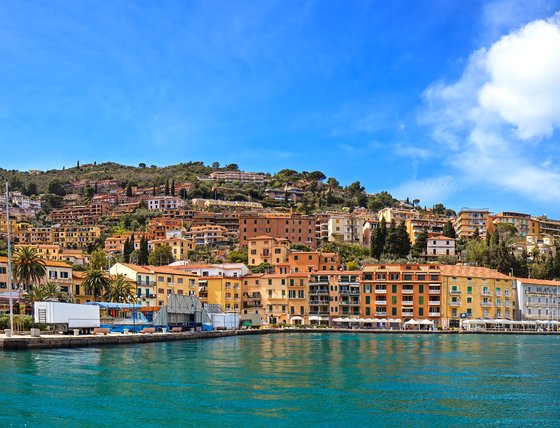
[0,329,275,351]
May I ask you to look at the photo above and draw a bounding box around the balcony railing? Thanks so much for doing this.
[375,311,387,316]
[481,302,492,307]
[429,300,441,305]
[375,289,387,294]
[481,291,493,297]
[429,311,440,316]
[375,300,387,305]
[429,288,441,295]
[401,289,414,294]
[308,311,329,316]
[309,300,330,305]
[401,300,414,306]
[449,290,461,295]
[449,301,461,306]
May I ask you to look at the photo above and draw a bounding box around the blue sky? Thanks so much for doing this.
[1,0,560,217]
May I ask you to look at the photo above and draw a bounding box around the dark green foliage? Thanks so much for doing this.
[148,245,174,266]
[412,230,429,257]
[442,221,456,238]
[138,236,149,265]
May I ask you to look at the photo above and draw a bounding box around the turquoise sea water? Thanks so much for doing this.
[1,333,559,427]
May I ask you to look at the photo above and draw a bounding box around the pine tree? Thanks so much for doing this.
[171,180,175,196]
[138,236,149,265]
[442,221,456,239]
[412,230,429,257]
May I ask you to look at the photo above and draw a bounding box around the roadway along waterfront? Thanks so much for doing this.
[1,333,559,426]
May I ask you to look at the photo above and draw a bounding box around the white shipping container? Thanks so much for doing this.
[209,313,239,330]
[34,302,100,329]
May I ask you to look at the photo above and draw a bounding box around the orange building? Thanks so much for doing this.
[247,236,290,266]
[360,264,442,326]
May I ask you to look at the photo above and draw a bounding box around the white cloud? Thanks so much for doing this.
[419,11,560,204]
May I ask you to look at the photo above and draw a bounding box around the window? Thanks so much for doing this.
[391,296,397,304]
[0,267,6,274]
[391,307,397,316]
[419,296,424,305]
[467,286,472,295]
[392,284,397,293]
[363,284,371,293]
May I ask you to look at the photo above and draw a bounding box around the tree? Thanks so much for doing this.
[139,163,147,168]
[138,236,149,265]
[105,274,136,303]
[123,234,135,263]
[442,221,456,239]
[89,250,108,270]
[371,218,387,260]
[148,245,174,266]
[171,180,175,196]
[47,179,66,196]
[412,230,429,257]
[152,185,156,196]
[384,221,410,259]
[82,268,109,301]
[179,188,188,199]
[165,179,170,196]
[225,163,239,171]
[25,182,38,196]
[12,247,46,291]
[251,262,273,273]
[211,161,220,170]
[228,249,248,264]
[126,183,133,197]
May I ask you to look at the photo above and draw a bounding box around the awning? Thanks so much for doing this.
[86,302,141,309]
[419,319,434,325]
[404,319,420,325]
[290,316,303,321]
[309,315,328,321]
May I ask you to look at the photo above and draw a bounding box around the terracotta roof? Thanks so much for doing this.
[45,260,73,268]
[118,263,154,274]
[430,235,456,240]
[440,265,512,280]
[150,266,198,276]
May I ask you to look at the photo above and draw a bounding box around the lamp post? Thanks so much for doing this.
[5,183,14,336]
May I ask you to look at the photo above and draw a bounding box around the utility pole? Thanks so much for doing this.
[5,183,14,335]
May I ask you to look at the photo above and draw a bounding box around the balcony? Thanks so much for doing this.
[339,288,360,296]
[429,288,441,295]
[375,311,387,316]
[375,300,387,305]
[481,302,492,307]
[309,288,329,295]
[375,289,387,294]
[429,311,440,316]
[340,300,360,306]
[402,289,414,295]
[402,311,414,317]
[308,310,329,316]
[449,290,461,295]
[401,300,414,306]
[481,290,493,296]
[309,300,330,305]
[429,300,441,305]
[449,301,461,306]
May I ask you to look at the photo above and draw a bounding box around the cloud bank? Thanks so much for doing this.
[413,11,560,205]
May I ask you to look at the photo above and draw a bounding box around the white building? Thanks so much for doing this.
[171,262,250,278]
[147,196,185,211]
[327,214,363,245]
[427,235,456,257]
[516,278,560,321]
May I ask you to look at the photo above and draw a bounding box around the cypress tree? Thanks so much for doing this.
[139,236,149,265]
[165,179,170,196]
[152,185,156,196]
[126,183,133,197]
[442,221,456,239]
[171,180,175,196]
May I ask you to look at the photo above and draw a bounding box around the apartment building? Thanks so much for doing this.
[146,217,185,240]
[199,275,242,313]
[241,273,265,318]
[286,272,309,325]
[208,170,270,183]
[440,265,515,328]
[378,207,419,224]
[110,263,158,307]
[491,212,531,236]
[147,196,185,211]
[247,236,290,266]
[453,208,491,238]
[531,216,560,239]
[360,264,442,326]
[151,238,193,261]
[515,278,560,321]
[405,217,448,244]
[184,225,232,246]
[151,266,199,307]
[326,214,363,245]
[280,251,340,273]
[239,213,317,249]
[14,244,87,265]
[260,274,289,325]
[48,202,110,225]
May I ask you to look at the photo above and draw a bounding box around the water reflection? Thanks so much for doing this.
[0,334,559,426]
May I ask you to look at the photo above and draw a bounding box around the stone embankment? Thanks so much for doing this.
[0,329,274,351]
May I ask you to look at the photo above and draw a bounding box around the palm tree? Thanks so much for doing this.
[82,268,109,301]
[24,284,48,305]
[105,274,136,304]
[12,247,46,291]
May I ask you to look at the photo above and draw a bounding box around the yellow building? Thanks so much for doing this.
[14,244,87,265]
[152,266,199,306]
[151,238,194,262]
[452,208,491,238]
[247,235,290,266]
[286,272,309,324]
[492,212,531,236]
[441,265,515,328]
[260,274,288,325]
[199,275,241,313]
[110,263,158,307]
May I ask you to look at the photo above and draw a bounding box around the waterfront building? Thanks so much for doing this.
[452,208,491,238]
[239,212,317,249]
[199,275,242,313]
[328,271,361,322]
[259,274,289,325]
[175,262,249,278]
[360,264,442,326]
[241,273,265,319]
[286,272,309,325]
[515,278,560,321]
[151,266,199,307]
[110,263,158,307]
[440,265,515,328]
